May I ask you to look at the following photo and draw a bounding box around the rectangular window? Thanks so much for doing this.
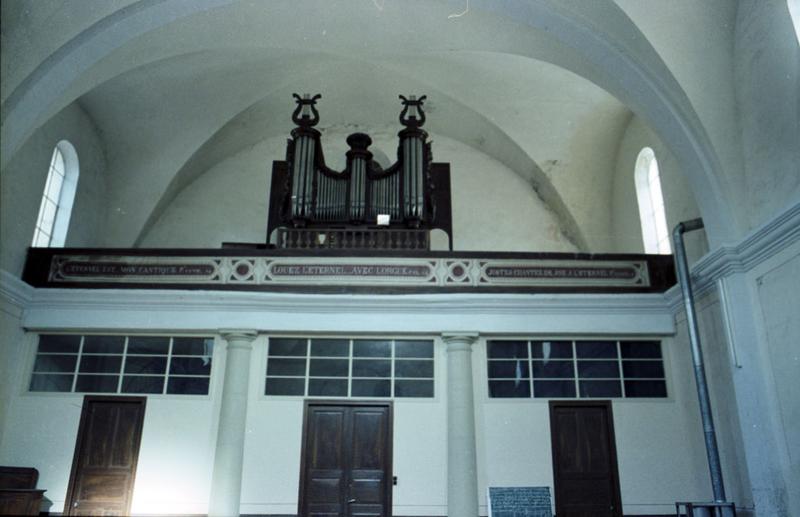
[487,339,667,399]
[29,334,214,395]
[265,337,434,398]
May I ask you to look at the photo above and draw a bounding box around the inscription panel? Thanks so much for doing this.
[480,260,646,286]
[51,256,221,283]
[269,262,433,280]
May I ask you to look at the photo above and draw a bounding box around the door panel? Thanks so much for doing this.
[65,396,146,516]
[349,408,388,517]
[307,408,348,516]
[300,403,392,517]
[550,402,622,517]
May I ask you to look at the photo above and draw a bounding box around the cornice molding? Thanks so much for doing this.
[22,289,674,336]
[666,201,800,312]
[0,269,33,318]
[693,201,800,280]
[24,288,669,317]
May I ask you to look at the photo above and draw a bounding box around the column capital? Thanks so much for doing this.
[442,332,479,345]
[219,329,258,346]
[442,333,479,354]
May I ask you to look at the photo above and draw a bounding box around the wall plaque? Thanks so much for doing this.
[487,486,552,517]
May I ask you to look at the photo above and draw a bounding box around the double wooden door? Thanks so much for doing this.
[64,396,146,516]
[549,401,622,517]
[299,402,392,517]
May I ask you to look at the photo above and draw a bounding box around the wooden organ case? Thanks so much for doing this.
[267,94,452,250]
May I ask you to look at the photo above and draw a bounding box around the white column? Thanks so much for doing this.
[443,332,480,517]
[208,330,257,517]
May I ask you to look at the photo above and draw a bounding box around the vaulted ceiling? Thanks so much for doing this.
[2,1,739,250]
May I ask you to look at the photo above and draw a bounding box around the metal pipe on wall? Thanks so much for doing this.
[673,218,727,503]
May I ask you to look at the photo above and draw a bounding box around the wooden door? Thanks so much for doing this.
[549,401,622,517]
[64,396,146,516]
[299,402,392,517]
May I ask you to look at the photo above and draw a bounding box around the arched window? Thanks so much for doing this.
[634,147,671,254]
[32,141,79,247]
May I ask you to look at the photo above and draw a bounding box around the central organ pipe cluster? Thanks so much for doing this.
[286,94,431,228]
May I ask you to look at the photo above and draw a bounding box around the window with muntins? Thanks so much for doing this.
[32,141,79,247]
[30,334,214,395]
[634,147,671,254]
[487,339,667,399]
[266,337,435,398]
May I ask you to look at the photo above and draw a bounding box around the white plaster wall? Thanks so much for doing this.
[0,325,729,516]
[0,287,682,516]
[391,398,448,515]
[241,398,304,515]
[734,0,800,231]
[0,101,107,276]
[756,251,800,513]
[611,115,708,263]
[140,131,578,253]
[0,291,28,450]
[0,0,137,104]
[0,332,222,515]
[139,138,276,248]
[0,328,90,515]
[0,393,218,515]
[476,398,553,515]
[538,105,630,252]
[474,334,714,516]
[615,0,746,236]
[673,296,753,510]
[8,0,796,251]
[129,397,217,515]
[240,336,448,516]
[0,0,703,251]
[0,391,83,514]
[240,335,302,515]
[677,208,800,517]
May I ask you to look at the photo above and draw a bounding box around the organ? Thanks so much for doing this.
[266,94,452,250]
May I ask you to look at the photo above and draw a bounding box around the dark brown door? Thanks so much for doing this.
[64,396,146,516]
[549,401,622,517]
[299,401,392,517]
